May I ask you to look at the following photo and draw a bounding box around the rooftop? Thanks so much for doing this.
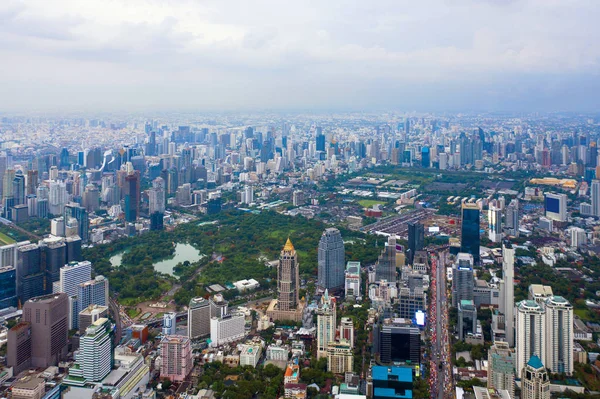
[372,365,413,383]
[527,355,544,370]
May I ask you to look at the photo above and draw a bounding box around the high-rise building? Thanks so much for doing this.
[78,275,109,310]
[64,202,89,243]
[488,204,503,243]
[505,199,520,237]
[499,242,515,347]
[340,317,354,347]
[516,300,546,377]
[375,236,398,283]
[317,290,336,358]
[592,179,600,217]
[65,318,113,384]
[16,243,44,304]
[521,355,550,399]
[544,193,567,222]
[544,296,573,375]
[369,365,413,399]
[344,261,361,298]
[78,304,109,335]
[487,342,515,399]
[210,313,245,345]
[0,265,17,309]
[160,335,192,382]
[163,312,177,336]
[461,203,480,263]
[7,322,32,375]
[326,340,353,374]
[41,236,67,286]
[407,222,424,265]
[267,238,303,322]
[452,253,474,307]
[188,297,211,339]
[123,170,141,222]
[317,228,345,292]
[376,320,420,365]
[58,261,92,298]
[210,293,228,318]
[458,299,477,340]
[22,293,69,368]
[570,227,587,248]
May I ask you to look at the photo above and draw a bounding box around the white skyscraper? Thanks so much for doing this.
[544,296,574,375]
[187,297,211,339]
[58,261,92,297]
[592,179,600,217]
[499,243,515,347]
[65,318,112,384]
[516,300,546,378]
[163,312,177,336]
[569,227,586,248]
[544,193,567,222]
[488,203,503,243]
[317,290,336,358]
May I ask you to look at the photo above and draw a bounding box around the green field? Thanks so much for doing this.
[358,199,386,208]
[0,231,16,245]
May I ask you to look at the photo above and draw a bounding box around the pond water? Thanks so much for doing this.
[109,243,204,276]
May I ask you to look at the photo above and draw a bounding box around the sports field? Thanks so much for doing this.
[0,231,16,245]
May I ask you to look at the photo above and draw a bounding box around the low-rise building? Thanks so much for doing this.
[239,344,262,367]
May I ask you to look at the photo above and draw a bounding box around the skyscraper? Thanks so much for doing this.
[592,180,600,217]
[163,312,177,336]
[521,356,550,399]
[544,192,567,222]
[487,342,515,399]
[160,335,192,382]
[58,261,92,298]
[78,275,109,310]
[516,300,546,378]
[267,238,303,322]
[407,222,424,265]
[123,170,141,222]
[375,236,398,283]
[188,297,211,339]
[7,322,32,375]
[505,199,520,237]
[64,202,89,243]
[22,293,69,368]
[544,296,573,375]
[16,243,44,304]
[317,228,345,292]
[500,242,515,347]
[65,318,113,384]
[0,265,17,309]
[461,202,480,263]
[452,253,474,307]
[488,203,503,243]
[421,146,430,167]
[317,290,336,359]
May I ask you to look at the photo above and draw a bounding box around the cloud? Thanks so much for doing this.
[0,0,599,112]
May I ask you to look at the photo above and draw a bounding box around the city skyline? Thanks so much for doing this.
[1,0,599,112]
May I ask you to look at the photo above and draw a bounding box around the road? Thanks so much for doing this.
[109,297,123,344]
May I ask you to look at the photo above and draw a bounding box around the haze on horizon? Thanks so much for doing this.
[1,0,599,113]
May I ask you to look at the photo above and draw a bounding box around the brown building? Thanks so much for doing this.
[22,293,69,368]
[11,376,45,399]
[7,322,32,375]
[267,238,304,322]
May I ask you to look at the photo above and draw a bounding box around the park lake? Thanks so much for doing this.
[109,243,204,276]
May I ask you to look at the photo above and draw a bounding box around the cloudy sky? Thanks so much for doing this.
[1,0,599,113]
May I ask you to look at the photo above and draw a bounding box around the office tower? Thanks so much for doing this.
[210,313,245,345]
[340,317,354,347]
[397,287,426,320]
[505,199,520,237]
[376,319,420,365]
[407,222,424,265]
[66,318,113,384]
[188,297,211,339]
[369,365,413,399]
[16,243,44,304]
[452,253,474,307]
[421,146,430,167]
[123,170,141,222]
[13,170,26,205]
[317,290,337,358]
[48,180,67,216]
[592,180,600,217]
[26,170,38,196]
[499,242,515,347]
[344,261,361,298]
[267,238,303,322]
[316,127,326,152]
[317,228,345,292]
[163,312,177,336]
[210,293,228,318]
[458,299,477,340]
[544,296,573,375]
[487,342,515,399]
[488,203,503,243]
[78,304,109,334]
[461,203,480,263]
[160,335,192,382]
[42,237,67,287]
[516,300,546,377]
[58,261,92,297]
[82,184,100,212]
[570,227,586,248]
[544,193,567,222]
[65,236,82,263]
[78,275,109,310]
[0,265,17,309]
[22,293,69,367]
[64,202,89,243]
[326,340,353,374]
[7,322,32,374]
[148,176,165,230]
[521,356,550,399]
[375,236,398,283]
